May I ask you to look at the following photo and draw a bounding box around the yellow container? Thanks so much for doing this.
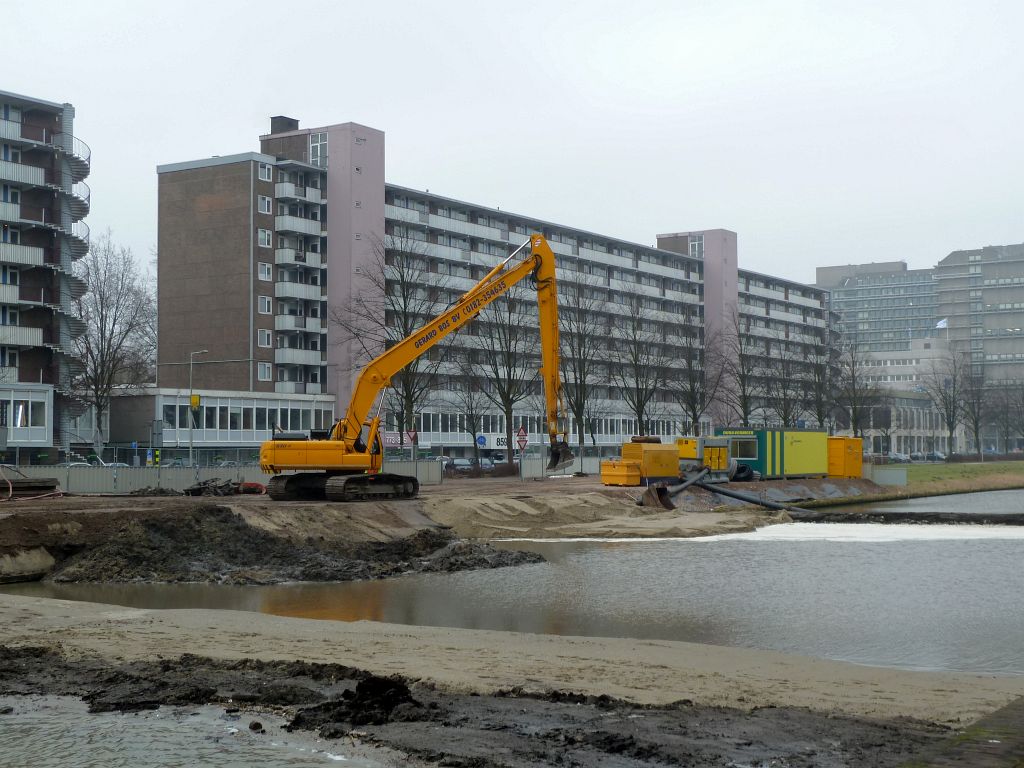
[676,437,699,460]
[601,459,641,486]
[622,442,679,482]
[828,437,863,478]
[701,438,730,472]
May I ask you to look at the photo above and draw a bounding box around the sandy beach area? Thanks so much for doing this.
[3,592,1022,728]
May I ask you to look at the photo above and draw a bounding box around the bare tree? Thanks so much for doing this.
[74,230,156,448]
[960,363,988,459]
[1010,385,1024,452]
[804,331,838,432]
[452,358,489,467]
[762,332,809,428]
[918,347,969,455]
[558,276,606,449]
[835,336,882,438]
[667,311,725,436]
[329,231,449,446]
[606,296,665,436]
[720,311,766,427]
[988,385,1016,454]
[474,281,540,464]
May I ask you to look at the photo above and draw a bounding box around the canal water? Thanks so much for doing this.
[4,490,1024,676]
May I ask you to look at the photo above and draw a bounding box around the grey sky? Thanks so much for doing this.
[8,0,1022,284]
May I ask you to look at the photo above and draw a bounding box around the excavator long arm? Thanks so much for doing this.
[335,234,572,468]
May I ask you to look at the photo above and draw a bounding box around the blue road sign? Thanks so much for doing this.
[476,435,486,446]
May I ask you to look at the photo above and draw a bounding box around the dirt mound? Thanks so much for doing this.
[48,504,541,584]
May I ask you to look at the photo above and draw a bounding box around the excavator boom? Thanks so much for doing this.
[259,234,574,500]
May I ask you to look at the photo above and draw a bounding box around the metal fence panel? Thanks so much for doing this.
[6,461,442,495]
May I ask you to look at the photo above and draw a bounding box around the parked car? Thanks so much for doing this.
[217,460,239,467]
[445,458,474,475]
[56,461,90,468]
[887,452,911,464]
[471,458,495,474]
[925,451,946,461]
[106,462,131,468]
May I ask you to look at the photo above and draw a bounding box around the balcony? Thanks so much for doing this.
[275,182,323,204]
[275,214,324,237]
[275,247,325,267]
[0,159,45,187]
[275,314,324,332]
[275,347,324,367]
[275,280,323,302]
[0,242,46,267]
[274,381,323,395]
[0,326,43,346]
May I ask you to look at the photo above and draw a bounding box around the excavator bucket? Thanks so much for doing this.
[639,484,675,510]
[547,441,575,471]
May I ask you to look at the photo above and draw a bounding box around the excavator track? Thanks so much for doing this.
[265,473,329,501]
[266,475,298,501]
[325,473,419,502]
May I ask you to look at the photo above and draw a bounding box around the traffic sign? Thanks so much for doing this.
[517,435,528,451]
[406,430,418,443]
[476,435,486,446]
[517,426,527,438]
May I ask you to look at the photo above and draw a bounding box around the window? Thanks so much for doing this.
[258,229,272,248]
[258,362,272,381]
[258,163,273,181]
[258,329,272,347]
[309,132,328,167]
[258,296,272,314]
[258,262,272,281]
[258,195,272,214]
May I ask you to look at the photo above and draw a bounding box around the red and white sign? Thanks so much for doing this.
[406,430,418,443]
[516,426,528,451]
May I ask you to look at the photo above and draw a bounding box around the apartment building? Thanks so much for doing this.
[138,117,834,458]
[0,89,88,460]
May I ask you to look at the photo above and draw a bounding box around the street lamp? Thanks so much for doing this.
[188,349,208,468]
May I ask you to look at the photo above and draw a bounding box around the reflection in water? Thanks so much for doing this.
[3,491,1024,676]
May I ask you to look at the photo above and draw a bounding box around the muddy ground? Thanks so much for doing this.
[0,499,539,584]
[2,477,875,583]
[0,645,948,767]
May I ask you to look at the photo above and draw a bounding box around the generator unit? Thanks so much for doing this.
[676,436,733,483]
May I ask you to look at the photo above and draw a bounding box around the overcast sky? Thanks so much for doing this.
[7,0,1022,284]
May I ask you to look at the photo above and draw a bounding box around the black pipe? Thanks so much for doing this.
[693,481,803,513]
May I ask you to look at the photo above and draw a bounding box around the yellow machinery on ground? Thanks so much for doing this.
[677,436,732,483]
[259,235,574,502]
[600,438,683,487]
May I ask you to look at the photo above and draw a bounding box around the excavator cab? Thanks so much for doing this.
[547,439,575,471]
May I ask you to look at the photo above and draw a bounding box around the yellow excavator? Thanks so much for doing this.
[259,234,575,501]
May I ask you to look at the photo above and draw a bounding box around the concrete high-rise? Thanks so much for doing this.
[0,89,88,460]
